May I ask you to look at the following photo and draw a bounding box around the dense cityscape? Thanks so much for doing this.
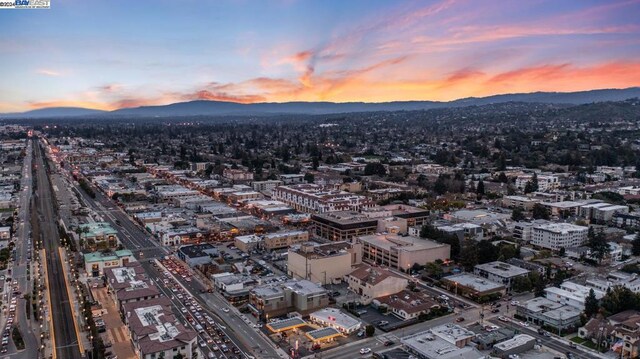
[2,1,640,359]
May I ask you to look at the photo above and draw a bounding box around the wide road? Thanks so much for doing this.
[33,139,82,359]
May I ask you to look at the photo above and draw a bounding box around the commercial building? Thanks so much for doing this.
[248,279,329,320]
[473,261,530,292]
[123,297,198,359]
[376,290,440,320]
[311,211,379,241]
[308,308,361,334]
[235,230,309,253]
[176,243,218,267]
[402,324,479,359]
[272,184,375,213]
[359,233,450,271]
[530,223,589,251]
[104,263,161,312]
[78,222,120,250]
[492,334,536,357]
[84,249,135,277]
[441,273,506,300]
[288,241,361,285]
[516,297,582,332]
[544,281,605,309]
[346,265,408,304]
[434,222,484,241]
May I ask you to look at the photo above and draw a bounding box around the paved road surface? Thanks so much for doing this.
[34,139,82,359]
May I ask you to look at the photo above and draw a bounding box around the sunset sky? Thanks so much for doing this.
[1,0,640,112]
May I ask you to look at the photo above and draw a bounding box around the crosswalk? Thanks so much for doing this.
[108,326,129,343]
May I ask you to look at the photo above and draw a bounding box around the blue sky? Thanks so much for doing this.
[1,0,639,111]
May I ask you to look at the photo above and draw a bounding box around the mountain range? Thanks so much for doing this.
[4,87,640,119]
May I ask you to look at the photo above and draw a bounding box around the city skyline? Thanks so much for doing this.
[1,0,640,112]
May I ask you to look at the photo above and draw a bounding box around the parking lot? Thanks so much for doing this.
[357,306,403,329]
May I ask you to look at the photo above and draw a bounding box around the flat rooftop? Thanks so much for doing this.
[266,317,306,332]
[358,233,448,252]
[310,308,361,330]
[444,273,505,292]
[474,261,530,278]
[402,332,482,359]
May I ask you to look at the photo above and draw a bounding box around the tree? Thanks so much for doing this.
[498,244,517,261]
[524,173,539,194]
[587,228,610,263]
[459,239,478,271]
[512,276,532,293]
[584,288,600,317]
[424,262,443,279]
[532,203,550,220]
[303,173,315,183]
[365,324,375,337]
[312,156,319,170]
[632,232,640,256]
[477,241,498,264]
[476,179,485,198]
[511,207,525,221]
[364,163,386,176]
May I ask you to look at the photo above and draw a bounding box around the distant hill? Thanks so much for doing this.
[3,87,640,118]
[1,106,107,119]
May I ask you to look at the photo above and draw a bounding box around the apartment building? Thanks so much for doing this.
[359,233,451,271]
[579,202,629,223]
[223,168,254,182]
[250,180,283,194]
[515,174,559,192]
[272,184,375,214]
[502,195,540,210]
[530,223,589,251]
[288,241,361,285]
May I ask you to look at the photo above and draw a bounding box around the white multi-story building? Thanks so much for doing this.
[473,261,530,292]
[515,174,559,192]
[272,184,375,213]
[531,223,588,251]
[544,281,605,309]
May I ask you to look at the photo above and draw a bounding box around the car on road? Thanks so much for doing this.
[510,300,519,305]
[222,308,230,313]
[360,348,371,354]
[384,340,395,346]
[455,317,465,322]
[491,308,500,313]
[498,316,509,322]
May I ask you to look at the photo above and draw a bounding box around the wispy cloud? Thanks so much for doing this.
[36,69,63,77]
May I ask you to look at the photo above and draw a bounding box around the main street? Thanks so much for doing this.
[58,157,284,358]
[33,139,82,359]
